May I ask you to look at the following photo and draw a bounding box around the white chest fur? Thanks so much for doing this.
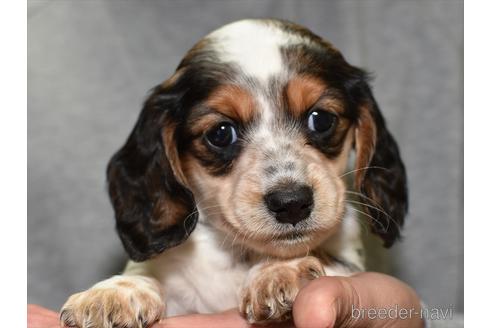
[124,206,364,316]
[131,223,250,316]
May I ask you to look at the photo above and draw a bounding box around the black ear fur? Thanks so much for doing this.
[352,78,408,247]
[107,85,197,262]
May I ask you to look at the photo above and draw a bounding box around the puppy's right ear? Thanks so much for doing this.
[107,81,197,262]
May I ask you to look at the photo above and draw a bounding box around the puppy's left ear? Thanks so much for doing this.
[351,75,408,247]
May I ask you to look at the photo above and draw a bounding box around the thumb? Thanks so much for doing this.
[292,276,358,328]
[293,273,424,328]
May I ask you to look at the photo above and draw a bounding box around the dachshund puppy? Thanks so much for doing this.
[60,19,407,327]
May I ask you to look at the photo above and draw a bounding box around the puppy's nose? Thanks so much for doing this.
[264,184,314,226]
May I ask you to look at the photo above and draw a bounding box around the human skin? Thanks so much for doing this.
[28,272,424,328]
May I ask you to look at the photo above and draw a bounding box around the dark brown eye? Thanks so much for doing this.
[205,123,238,148]
[307,110,336,133]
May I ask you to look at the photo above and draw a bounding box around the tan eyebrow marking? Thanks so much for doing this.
[188,112,222,136]
[286,75,344,116]
[205,84,257,123]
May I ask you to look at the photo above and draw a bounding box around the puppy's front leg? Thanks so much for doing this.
[60,262,164,328]
[239,256,325,324]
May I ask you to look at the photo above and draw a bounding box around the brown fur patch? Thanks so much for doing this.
[178,38,211,68]
[151,120,192,230]
[161,68,185,89]
[285,75,345,117]
[286,75,326,116]
[162,120,188,186]
[152,195,189,230]
[354,105,377,189]
[187,111,223,137]
[271,19,341,54]
[205,84,256,123]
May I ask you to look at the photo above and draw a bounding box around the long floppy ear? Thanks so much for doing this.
[352,78,408,247]
[106,84,197,262]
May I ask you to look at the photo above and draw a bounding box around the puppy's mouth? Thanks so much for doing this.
[274,230,306,241]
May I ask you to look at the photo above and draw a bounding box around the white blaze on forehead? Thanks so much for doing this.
[207,20,310,164]
[207,20,300,83]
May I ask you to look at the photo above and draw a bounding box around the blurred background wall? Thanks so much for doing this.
[28,0,463,314]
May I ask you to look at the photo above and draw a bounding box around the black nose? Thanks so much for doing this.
[264,184,314,226]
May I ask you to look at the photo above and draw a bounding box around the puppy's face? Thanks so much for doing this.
[182,76,353,257]
[107,20,408,261]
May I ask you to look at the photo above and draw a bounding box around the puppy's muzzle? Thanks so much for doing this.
[264,184,313,226]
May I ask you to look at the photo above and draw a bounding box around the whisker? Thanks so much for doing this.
[350,207,388,233]
[353,215,371,237]
[345,199,392,220]
[346,191,402,235]
[345,190,384,209]
[303,240,311,257]
[219,228,234,249]
[338,166,389,179]
[230,229,241,258]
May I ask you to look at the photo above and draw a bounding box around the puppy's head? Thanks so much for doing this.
[107,19,407,261]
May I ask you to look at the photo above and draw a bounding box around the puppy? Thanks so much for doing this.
[60,19,407,327]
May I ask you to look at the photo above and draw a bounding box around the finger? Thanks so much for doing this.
[293,273,424,328]
[347,272,424,328]
[292,276,348,328]
[27,304,60,328]
[154,310,248,328]
[154,309,295,328]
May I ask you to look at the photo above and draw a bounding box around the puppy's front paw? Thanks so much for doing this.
[239,256,325,324]
[60,276,164,328]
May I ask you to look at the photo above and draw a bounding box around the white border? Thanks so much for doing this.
[11,0,474,326]
[0,0,26,325]
[464,0,492,326]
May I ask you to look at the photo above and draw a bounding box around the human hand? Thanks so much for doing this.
[158,272,424,328]
[27,304,62,328]
[293,272,424,328]
[28,305,292,328]
[28,272,423,328]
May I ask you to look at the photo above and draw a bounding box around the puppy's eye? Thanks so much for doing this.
[307,110,337,133]
[205,123,238,148]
